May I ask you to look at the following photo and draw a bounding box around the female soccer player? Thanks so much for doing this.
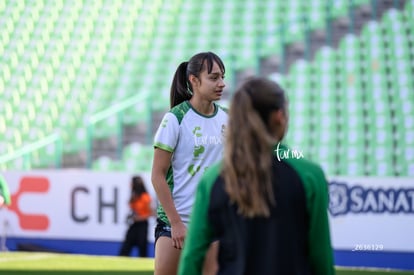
[151,52,227,275]
[179,77,335,275]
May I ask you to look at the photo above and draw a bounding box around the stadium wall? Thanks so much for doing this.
[1,171,413,270]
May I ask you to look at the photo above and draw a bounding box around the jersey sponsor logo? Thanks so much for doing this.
[193,126,225,147]
[188,164,201,176]
[192,126,206,157]
[329,181,414,216]
[193,145,205,157]
[194,136,224,146]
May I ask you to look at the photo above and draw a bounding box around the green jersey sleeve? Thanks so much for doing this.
[284,156,335,275]
[178,163,220,275]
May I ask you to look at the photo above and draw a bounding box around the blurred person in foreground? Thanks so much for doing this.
[119,175,152,257]
[179,77,335,275]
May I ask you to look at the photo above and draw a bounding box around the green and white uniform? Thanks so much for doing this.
[153,100,227,226]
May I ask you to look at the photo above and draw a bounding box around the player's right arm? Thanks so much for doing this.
[151,148,186,249]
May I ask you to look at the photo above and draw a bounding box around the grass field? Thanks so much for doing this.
[0,252,154,275]
[0,252,413,275]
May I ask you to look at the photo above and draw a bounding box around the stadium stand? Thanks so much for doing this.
[0,0,412,177]
[280,1,413,177]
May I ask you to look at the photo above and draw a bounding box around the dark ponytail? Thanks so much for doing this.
[169,52,225,108]
[170,61,192,108]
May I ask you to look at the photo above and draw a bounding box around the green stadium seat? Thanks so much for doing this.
[94,116,119,139]
[307,0,327,30]
[93,156,115,171]
[1,0,412,176]
[122,95,151,126]
[312,46,337,96]
[122,143,154,172]
[309,49,338,175]
[62,128,88,153]
[330,0,349,18]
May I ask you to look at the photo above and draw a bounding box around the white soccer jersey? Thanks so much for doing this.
[153,101,228,225]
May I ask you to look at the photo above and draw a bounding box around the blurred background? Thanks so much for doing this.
[1,0,414,269]
[0,0,413,177]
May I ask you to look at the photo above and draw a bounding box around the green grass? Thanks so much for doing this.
[0,252,154,275]
[336,266,414,275]
[0,252,413,275]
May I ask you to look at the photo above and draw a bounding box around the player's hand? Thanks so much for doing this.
[171,221,187,250]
